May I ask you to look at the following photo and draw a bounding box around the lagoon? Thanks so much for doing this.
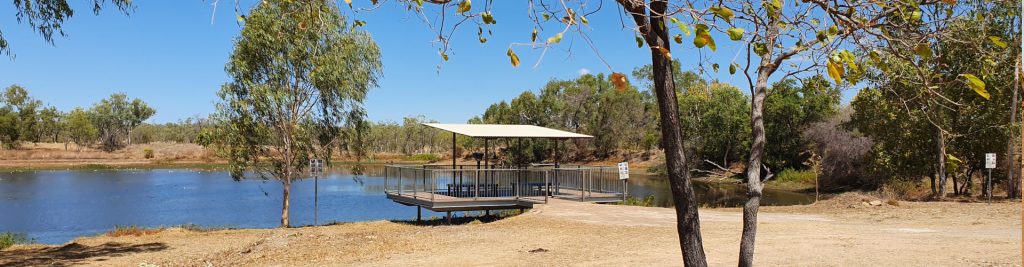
[0,165,812,244]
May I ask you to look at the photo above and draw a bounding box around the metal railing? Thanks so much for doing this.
[384,165,625,203]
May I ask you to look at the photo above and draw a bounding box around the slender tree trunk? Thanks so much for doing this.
[936,128,948,199]
[616,1,707,265]
[930,174,937,195]
[282,177,291,227]
[1008,57,1021,199]
[740,72,770,267]
[952,172,960,196]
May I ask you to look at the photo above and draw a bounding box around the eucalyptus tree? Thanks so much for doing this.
[64,108,97,151]
[4,0,132,57]
[217,0,382,227]
[37,106,63,143]
[89,93,153,151]
[0,84,41,148]
[851,2,1021,198]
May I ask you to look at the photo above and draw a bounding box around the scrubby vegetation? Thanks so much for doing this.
[0,232,31,250]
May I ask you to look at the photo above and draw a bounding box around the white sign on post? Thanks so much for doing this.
[617,162,630,180]
[985,153,997,169]
[310,159,324,174]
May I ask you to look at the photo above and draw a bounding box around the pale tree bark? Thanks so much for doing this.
[616,0,707,265]
[1009,57,1021,199]
[738,5,784,265]
[936,128,948,198]
[739,64,771,267]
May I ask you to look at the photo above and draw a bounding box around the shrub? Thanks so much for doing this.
[407,153,441,162]
[0,232,31,250]
[143,148,155,159]
[802,108,875,189]
[775,168,817,185]
[620,195,656,207]
[106,225,162,237]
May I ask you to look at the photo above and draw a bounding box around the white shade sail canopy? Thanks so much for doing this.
[423,123,593,139]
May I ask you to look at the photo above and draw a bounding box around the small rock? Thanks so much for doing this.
[868,200,883,206]
[529,248,549,253]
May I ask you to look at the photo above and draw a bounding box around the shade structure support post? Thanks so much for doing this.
[452,132,457,170]
[417,206,422,222]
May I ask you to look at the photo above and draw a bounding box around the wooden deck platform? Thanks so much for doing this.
[386,192,544,212]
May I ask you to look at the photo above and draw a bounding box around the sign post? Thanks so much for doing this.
[310,159,325,225]
[618,162,629,201]
[986,153,996,202]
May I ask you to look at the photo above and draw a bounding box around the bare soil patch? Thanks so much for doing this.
[2,196,1019,266]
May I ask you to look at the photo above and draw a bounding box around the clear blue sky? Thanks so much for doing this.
[0,1,851,124]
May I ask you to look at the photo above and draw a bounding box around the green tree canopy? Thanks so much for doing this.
[216,0,382,227]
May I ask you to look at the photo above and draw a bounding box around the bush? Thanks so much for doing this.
[407,153,441,162]
[0,232,31,250]
[620,195,656,207]
[802,108,875,189]
[106,225,162,237]
[143,148,155,159]
[774,168,817,184]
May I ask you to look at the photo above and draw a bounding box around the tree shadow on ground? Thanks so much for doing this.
[0,242,168,267]
[389,211,524,226]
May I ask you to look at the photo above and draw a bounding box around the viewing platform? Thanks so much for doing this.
[384,164,627,212]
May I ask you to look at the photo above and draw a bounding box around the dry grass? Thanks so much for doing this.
[0,142,218,170]
[106,226,164,238]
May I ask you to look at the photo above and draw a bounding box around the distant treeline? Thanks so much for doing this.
[0,85,156,151]
[356,61,842,175]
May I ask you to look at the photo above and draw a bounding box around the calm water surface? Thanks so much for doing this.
[0,165,811,244]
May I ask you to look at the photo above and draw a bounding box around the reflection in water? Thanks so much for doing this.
[0,165,811,244]
[628,173,813,208]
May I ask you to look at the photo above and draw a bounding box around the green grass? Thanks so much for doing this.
[405,153,441,162]
[774,168,817,184]
[0,232,32,250]
[619,195,657,207]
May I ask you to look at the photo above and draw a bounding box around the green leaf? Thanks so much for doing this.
[669,17,691,36]
[989,36,1008,48]
[810,18,819,25]
[709,6,734,23]
[673,34,683,44]
[960,74,989,100]
[693,24,716,51]
[580,16,589,25]
[727,28,744,41]
[729,63,738,75]
[910,10,922,21]
[753,43,768,56]
[531,28,538,42]
[636,35,644,48]
[913,43,932,60]
[546,32,564,45]
[440,51,449,61]
[827,59,844,84]
[712,63,720,73]
[481,12,496,24]
[457,0,472,13]
[506,48,520,68]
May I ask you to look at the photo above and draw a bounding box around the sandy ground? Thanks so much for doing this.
[2,195,1020,267]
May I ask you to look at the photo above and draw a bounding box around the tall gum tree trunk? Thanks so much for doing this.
[1009,58,1021,199]
[936,128,947,199]
[616,0,707,265]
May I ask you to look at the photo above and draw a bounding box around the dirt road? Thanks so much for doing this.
[2,195,1020,266]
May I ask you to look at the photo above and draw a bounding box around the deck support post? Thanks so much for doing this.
[417,207,422,222]
[446,211,452,225]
